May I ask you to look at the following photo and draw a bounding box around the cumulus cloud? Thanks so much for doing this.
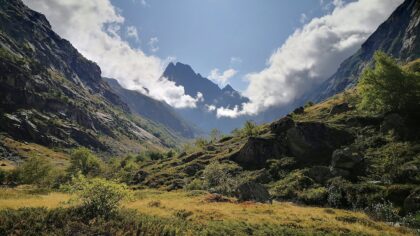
[215,0,403,118]
[23,0,199,108]
[208,68,238,87]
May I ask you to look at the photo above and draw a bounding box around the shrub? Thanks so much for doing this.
[174,210,193,220]
[202,162,239,196]
[304,101,314,108]
[67,175,132,219]
[146,151,165,160]
[16,156,53,186]
[185,178,206,191]
[194,138,209,150]
[357,52,420,113]
[267,157,297,179]
[242,120,259,137]
[270,170,314,200]
[210,128,222,142]
[68,147,103,177]
[106,156,140,183]
[297,187,328,205]
[402,211,420,229]
[366,201,400,223]
[327,177,351,208]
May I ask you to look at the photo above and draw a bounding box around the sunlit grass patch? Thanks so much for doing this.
[0,188,70,209]
[0,188,414,235]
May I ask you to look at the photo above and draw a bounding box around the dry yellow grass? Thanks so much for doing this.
[0,188,413,235]
[0,188,70,209]
[126,190,411,236]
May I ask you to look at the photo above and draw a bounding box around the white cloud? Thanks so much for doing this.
[206,104,216,112]
[300,13,308,24]
[208,68,237,87]
[230,57,242,65]
[23,0,199,109]
[148,37,159,53]
[126,25,139,41]
[216,0,403,118]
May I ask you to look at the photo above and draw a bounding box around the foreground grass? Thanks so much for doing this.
[0,188,413,235]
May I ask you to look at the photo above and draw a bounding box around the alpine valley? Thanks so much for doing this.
[0,0,419,235]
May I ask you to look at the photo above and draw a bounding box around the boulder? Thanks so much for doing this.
[286,122,354,165]
[331,147,366,180]
[404,188,420,213]
[270,116,295,135]
[231,137,282,170]
[236,181,271,203]
[329,103,350,115]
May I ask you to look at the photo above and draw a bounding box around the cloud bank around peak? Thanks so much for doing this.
[23,0,200,108]
[215,0,403,118]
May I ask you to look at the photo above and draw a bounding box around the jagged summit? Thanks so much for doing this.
[222,84,235,92]
[161,61,249,133]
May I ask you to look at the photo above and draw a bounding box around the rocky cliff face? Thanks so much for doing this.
[307,0,420,103]
[0,0,177,154]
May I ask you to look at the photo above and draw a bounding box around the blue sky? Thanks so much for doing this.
[25,0,401,116]
[112,0,326,91]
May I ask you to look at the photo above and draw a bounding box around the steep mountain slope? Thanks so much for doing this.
[134,86,420,212]
[307,0,420,102]
[105,78,198,138]
[0,0,178,156]
[162,62,249,133]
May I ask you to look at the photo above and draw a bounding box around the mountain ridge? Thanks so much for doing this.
[305,0,420,103]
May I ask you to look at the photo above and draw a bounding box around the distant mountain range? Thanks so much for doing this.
[162,62,250,133]
[163,62,248,108]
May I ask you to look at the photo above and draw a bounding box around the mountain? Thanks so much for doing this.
[306,0,420,103]
[104,78,198,138]
[163,62,250,133]
[163,62,248,108]
[0,0,179,155]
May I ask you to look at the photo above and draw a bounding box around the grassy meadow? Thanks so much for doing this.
[0,187,414,236]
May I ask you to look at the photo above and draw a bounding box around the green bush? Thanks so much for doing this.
[202,162,239,196]
[357,52,420,113]
[267,157,297,179]
[185,178,206,191]
[366,201,400,223]
[270,170,314,200]
[297,187,328,205]
[68,147,103,177]
[16,156,53,186]
[242,120,260,137]
[327,177,351,208]
[67,175,132,219]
